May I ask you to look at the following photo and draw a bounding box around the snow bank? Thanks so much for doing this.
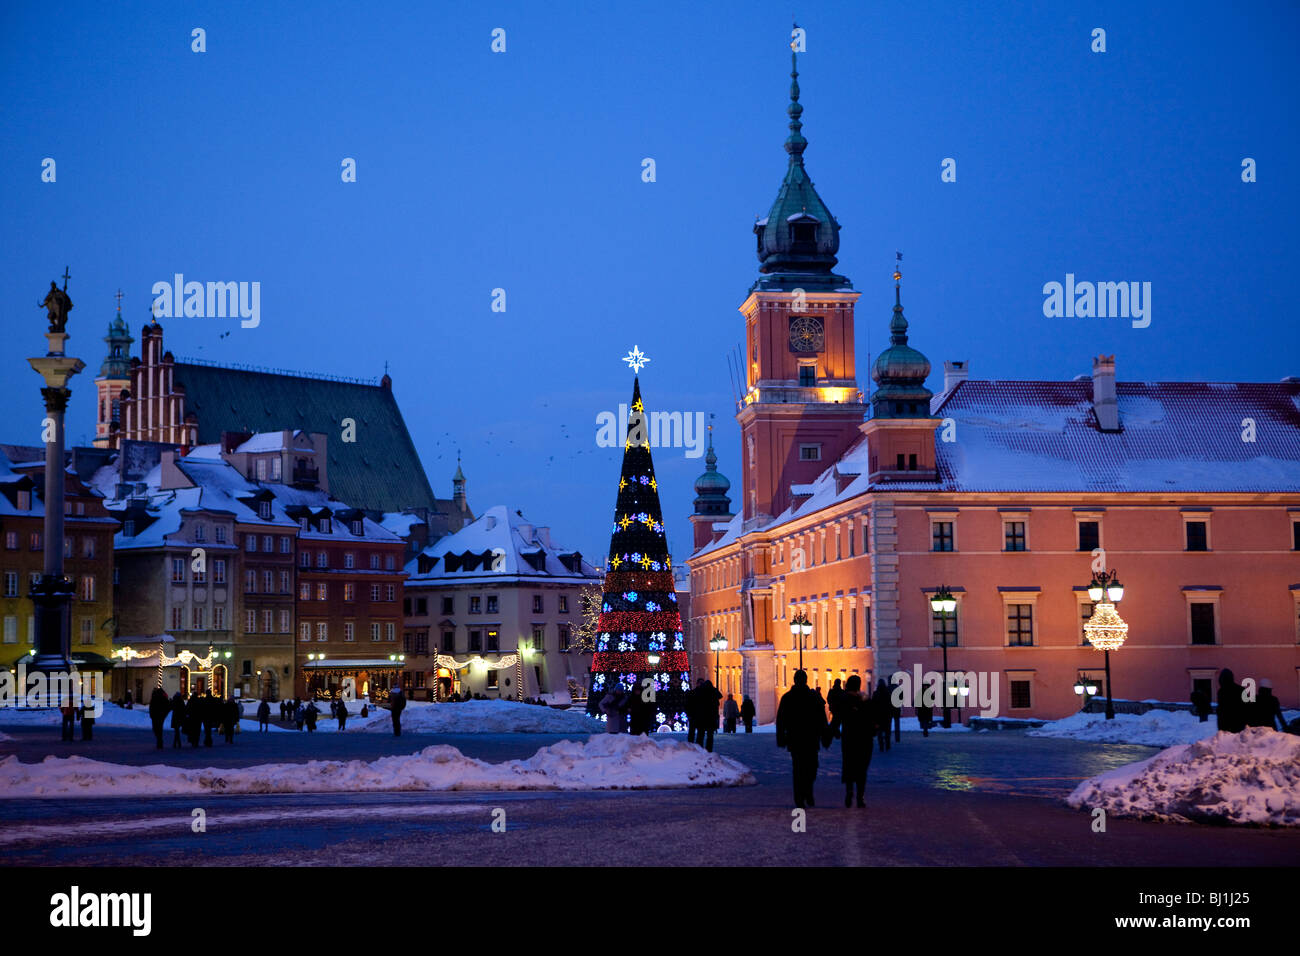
[0,703,272,731]
[298,699,603,734]
[0,734,755,796]
[1067,728,1300,826]
[1029,709,1218,748]
[0,731,13,743]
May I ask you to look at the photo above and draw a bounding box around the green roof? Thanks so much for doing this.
[173,362,436,514]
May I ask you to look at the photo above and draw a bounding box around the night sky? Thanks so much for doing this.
[2,0,1297,562]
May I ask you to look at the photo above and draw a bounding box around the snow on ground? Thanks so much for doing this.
[0,733,755,796]
[0,703,272,731]
[1067,728,1300,826]
[1029,709,1220,748]
[0,731,12,743]
[281,699,604,734]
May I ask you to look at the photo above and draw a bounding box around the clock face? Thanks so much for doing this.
[789,315,824,352]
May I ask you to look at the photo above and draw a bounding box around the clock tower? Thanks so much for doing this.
[736,48,864,526]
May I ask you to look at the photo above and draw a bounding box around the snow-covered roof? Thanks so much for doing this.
[380,511,425,537]
[405,505,600,583]
[691,379,1300,557]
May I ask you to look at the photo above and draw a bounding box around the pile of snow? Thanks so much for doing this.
[1067,728,1300,826]
[287,699,603,734]
[0,734,754,796]
[0,731,13,743]
[1029,709,1217,748]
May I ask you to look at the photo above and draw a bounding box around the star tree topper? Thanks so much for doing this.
[622,345,651,374]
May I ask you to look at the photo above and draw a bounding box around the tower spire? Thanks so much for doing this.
[785,23,806,164]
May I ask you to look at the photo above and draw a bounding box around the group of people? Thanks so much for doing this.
[776,671,907,809]
[148,687,242,749]
[685,679,756,751]
[1208,670,1291,733]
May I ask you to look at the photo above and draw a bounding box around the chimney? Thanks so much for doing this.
[943,360,969,395]
[1092,355,1119,432]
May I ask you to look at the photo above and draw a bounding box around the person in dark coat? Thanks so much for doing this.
[222,697,239,743]
[201,692,218,746]
[170,691,186,747]
[60,697,77,742]
[686,679,704,745]
[294,700,305,731]
[148,687,171,749]
[697,680,722,752]
[1249,680,1287,732]
[1216,669,1246,733]
[776,670,832,809]
[916,696,934,737]
[336,696,349,732]
[184,693,203,747]
[1190,686,1212,723]
[723,694,740,734]
[390,685,406,736]
[628,685,655,735]
[826,679,845,729]
[829,675,874,807]
[740,695,756,733]
[124,689,134,710]
[79,703,94,741]
[873,679,893,751]
[304,700,319,732]
[257,699,271,731]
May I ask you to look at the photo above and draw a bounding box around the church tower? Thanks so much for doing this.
[93,293,134,449]
[736,47,864,525]
[689,421,734,549]
[860,269,938,481]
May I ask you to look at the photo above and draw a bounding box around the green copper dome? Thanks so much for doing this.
[99,311,134,379]
[692,434,732,517]
[870,284,933,418]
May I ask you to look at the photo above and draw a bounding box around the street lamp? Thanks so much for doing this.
[788,613,812,671]
[647,652,660,667]
[929,586,957,728]
[1073,675,1099,710]
[1083,568,1128,720]
[708,632,727,686]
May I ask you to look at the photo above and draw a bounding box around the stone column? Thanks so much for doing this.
[28,331,85,671]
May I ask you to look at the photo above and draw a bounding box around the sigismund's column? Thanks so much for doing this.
[28,274,85,674]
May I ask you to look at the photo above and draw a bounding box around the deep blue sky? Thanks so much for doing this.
[3,1,1297,563]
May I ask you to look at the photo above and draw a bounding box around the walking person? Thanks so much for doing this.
[390,685,406,736]
[223,696,239,743]
[1250,679,1288,732]
[776,670,831,809]
[294,700,305,731]
[1216,669,1246,733]
[873,679,893,752]
[201,692,217,747]
[148,687,171,749]
[698,680,722,752]
[829,675,874,808]
[1190,685,1212,723]
[185,693,202,747]
[257,699,271,732]
[170,690,186,748]
[60,696,77,742]
[686,678,704,745]
[79,702,95,741]
[336,695,349,732]
[740,695,755,733]
[826,678,845,727]
[723,694,740,734]
[124,689,134,710]
[304,700,319,732]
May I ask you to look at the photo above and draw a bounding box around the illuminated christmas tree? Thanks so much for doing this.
[588,370,691,731]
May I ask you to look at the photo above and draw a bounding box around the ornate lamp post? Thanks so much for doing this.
[28,272,84,686]
[1083,569,1128,720]
[929,586,957,728]
[788,613,812,672]
[708,632,727,686]
[1073,675,1099,710]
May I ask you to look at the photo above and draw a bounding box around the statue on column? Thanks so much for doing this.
[41,280,73,333]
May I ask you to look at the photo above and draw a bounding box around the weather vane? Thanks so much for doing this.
[622,345,651,374]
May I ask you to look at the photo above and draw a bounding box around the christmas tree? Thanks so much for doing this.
[588,374,691,731]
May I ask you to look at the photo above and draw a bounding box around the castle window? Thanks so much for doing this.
[270,457,281,480]
[798,364,816,387]
[790,220,816,246]
[908,454,918,470]
[258,501,271,520]
[799,444,822,461]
